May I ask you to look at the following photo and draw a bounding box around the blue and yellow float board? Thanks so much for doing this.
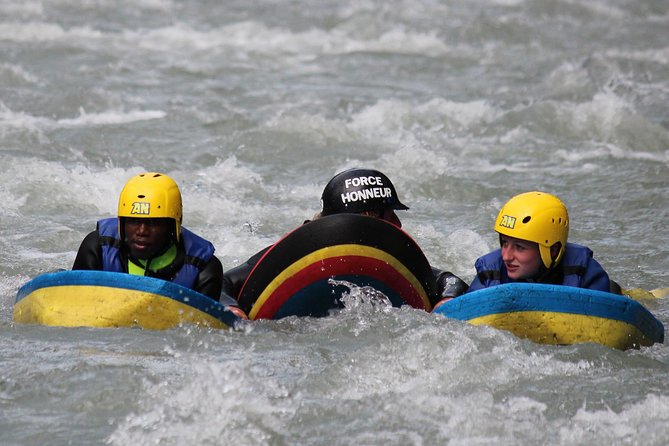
[238,214,437,319]
[14,270,242,330]
[433,283,665,350]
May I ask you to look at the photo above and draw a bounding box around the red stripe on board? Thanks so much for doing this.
[254,255,426,319]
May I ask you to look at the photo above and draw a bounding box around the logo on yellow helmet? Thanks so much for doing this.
[499,214,516,229]
[130,202,150,215]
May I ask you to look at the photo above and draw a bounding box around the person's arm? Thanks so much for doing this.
[72,231,103,270]
[222,246,271,300]
[222,262,254,300]
[432,267,468,301]
[194,255,224,301]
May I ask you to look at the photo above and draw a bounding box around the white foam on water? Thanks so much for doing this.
[109,20,450,61]
[488,0,525,5]
[0,103,166,131]
[560,0,627,19]
[548,90,669,154]
[265,113,356,146]
[0,160,146,273]
[374,146,459,216]
[348,98,499,144]
[0,21,104,42]
[56,108,166,127]
[0,159,129,217]
[260,98,502,182]
[107,359,296,445]
[0,273,28,319]
[556,143,669,165]
[568,91,636,137]
[605,46,669,66]
[343,27,448,57]
[0,0,174,17]
[560,394,669,444]
[124,0,175,10]
[338,0,451,23]
[442,228,491,279]
[0,101,50,133]
[0,1,43,16]
[0,63,43,86]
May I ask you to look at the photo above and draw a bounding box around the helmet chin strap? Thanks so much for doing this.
[535,245,559,282]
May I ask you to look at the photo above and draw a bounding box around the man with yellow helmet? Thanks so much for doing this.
[468,191,618,293]
[73,172,227,302]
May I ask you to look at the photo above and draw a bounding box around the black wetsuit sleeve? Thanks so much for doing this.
[72,231,103,270]
[194,255,224,302]
[222,246,271,300]
[431,267,468,305]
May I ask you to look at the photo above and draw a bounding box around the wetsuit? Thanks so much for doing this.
[73,218,225,302]
[468,242,616,293]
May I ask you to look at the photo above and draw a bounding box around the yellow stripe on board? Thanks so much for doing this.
[249,244,430,319]
[13,285,229,330]
[469,311,653,350]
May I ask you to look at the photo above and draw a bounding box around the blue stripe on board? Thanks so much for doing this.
[16,270,241,327]
[434,283,664,342]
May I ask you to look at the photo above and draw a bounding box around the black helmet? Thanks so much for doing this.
[321,168,409,216]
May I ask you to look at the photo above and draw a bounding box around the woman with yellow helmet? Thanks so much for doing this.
[72,172,229,303]
[468,191,619,293]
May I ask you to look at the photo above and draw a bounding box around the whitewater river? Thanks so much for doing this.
[1,1,668,444]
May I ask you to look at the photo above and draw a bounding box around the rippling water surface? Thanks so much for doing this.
[1,1,668,444]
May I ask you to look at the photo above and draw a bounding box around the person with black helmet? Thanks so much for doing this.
[72,172,231,304]
[223,168,468,306]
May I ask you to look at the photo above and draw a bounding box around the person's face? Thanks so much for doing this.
[360,208,402,228]
[123,217,172,259]
[500,235,542,280]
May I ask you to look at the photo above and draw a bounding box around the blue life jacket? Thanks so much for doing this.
[470,242,610,292]
[97,217,215,289]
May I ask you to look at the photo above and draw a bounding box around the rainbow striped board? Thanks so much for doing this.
[238,214,437,319]
[432,283,664,350]
[14,270,243,330]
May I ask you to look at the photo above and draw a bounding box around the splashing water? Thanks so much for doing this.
[328,278,393,309]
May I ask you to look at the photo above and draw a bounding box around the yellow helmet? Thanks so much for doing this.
[494,191,569,269]
[117,172,183,241]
